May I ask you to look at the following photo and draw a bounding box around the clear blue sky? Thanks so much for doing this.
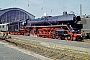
[0,0,90,18]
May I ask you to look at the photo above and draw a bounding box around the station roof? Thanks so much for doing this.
[0,8,35,18]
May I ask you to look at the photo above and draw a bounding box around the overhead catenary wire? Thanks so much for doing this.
[27,0,80,14]
[2,0,76,13]
[2,0,81,15]
[27,0,54,13]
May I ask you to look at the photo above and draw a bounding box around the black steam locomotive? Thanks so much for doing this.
[8,12,82,33]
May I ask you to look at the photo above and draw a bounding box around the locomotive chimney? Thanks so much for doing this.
[63,11,67,15]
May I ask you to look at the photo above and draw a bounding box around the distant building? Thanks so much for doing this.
[0,8,35,23]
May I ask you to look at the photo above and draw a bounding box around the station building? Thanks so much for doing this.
[0,8,35,23]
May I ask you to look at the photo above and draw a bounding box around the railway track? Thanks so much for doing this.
[0,37,90,60]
